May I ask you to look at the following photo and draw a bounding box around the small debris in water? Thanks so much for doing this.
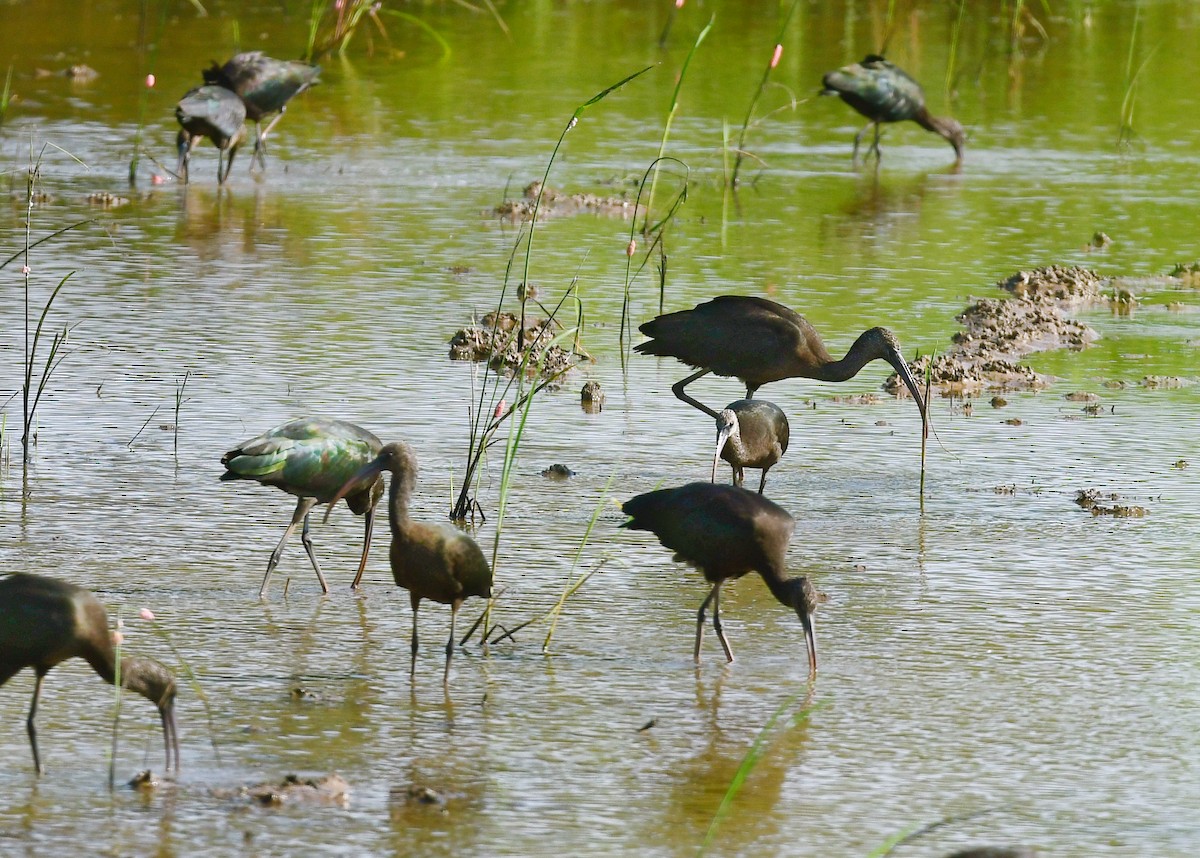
[831,393,880,405]
[1141,376,1188,389]
[87,192,129,208]
[128,770,161,790]
[541,464,575,479]
[493,180,635,221]
[214,773,350,807]
[1064,391,1098,402]
[581,380,605,413]
[1172,460,1188,469]
[1073,489,1147,517]
[388,784,451,818]
[1082,403,1103,417]
[36,64,99,81]
[289,685,333,702]
[448,311,577,379]
[637,719,657,732]
[1088,231,1112,250]
[1004,418,1024,426]
[989,396,1008,408]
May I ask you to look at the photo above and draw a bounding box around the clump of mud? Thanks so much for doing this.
[1073,488,1147,518]
[213,773,350,807]
[494,181,634,221]
[449,311,577,378]
[887,265,1106,396]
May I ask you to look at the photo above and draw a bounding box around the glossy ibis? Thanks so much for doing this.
[203,51,321,169]
[175,84,247,185]
[0,573,179,774]
[326,442,493,685]
[220,418,384,597]
[821,54,965,165]
[636,295,928,432]
[713,399,790,495]
[621,482,817,672]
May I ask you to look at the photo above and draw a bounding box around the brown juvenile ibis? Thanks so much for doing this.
[220,418,384,598]
[821,54,966,166]
[203,52,321,169]
[0,573,179,774]
[326,442,493,685]
[621,482,818,672]
[713,398,790,495]
[636,295,928,437]
[175,84,247,184]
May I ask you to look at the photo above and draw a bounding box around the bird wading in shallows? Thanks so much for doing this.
[203,52,321,170]
[713,399,790,496]
[636,295,928,442]
[175,84,247,185]
[621,482,818,673]
[220,418,384,598]
[0,573,180,774]
[821,54,965,166]
[326,442,493,686]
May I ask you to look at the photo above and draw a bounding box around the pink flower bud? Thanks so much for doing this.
[112,631,124,646]
[494,400,508,419]
[770,44,783,69]
[675,0,685,6]
[146,74,156,88]
[626,239,637,257]
[140,608,156,621]
[21,265,30,275]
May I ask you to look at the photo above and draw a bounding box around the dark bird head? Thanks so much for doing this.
[780,577,819,674]
[929,115,966,165]
[860,327,929,443]
[121,656,180,771]
[324,442,417,522]
[712,409,740,482]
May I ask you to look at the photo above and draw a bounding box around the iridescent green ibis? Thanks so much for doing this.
[220,418,384,598]
[636,295,928,435]
[0,573,179,774]
[175,84,247,184]
[326,442,493,685]
[621,482,817,672]
[821,54,965,165]
[203,52,321,169]
[713,399,790,495]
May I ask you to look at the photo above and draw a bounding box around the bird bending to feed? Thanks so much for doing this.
[326,442,493,685]
[821,54,965,166]
[203,51,321,169]
[621,482,817,672]
[714,399,790,495]
[636,295,928,435]
[175,84,247,185]
[220,418,384,597]
[0,573,179,774]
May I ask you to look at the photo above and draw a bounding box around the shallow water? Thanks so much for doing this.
[2,1,1199,855]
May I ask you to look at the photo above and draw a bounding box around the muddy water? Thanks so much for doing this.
[2,1,1199,855]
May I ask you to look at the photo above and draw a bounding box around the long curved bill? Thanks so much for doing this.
[887,350,931,487]
[712,420,734,483]
[160,701,180,772]
[322,456,386,524]
[798,605,817,676]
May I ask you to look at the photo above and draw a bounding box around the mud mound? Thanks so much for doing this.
[494,181,634,221]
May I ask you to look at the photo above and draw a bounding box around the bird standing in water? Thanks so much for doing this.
[0,573,179,774]
[821,54,965,166]
[203,52,321,169]
[220,418,384,597]
[713,399,790,495]
[636,295,928,439]
[327,442,493,685]
[621,482,818,672]
[175,84,247,184]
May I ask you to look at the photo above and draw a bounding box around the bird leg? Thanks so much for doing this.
[852,123,871,164]
[756,468,768,495]
[868,123,883,164]
[410,593,421,677]
[711,586,735,663]
[694,581,722,663]
[252,109,287,170]
[444,600,462,687]
[27,672,45,774]
[299,509,330,594]
[732,465,744,488]
[350,506,376,590]
[260,497,320,598]
[672,369,721,419]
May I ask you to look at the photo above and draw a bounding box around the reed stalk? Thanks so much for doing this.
[729,0,801,187]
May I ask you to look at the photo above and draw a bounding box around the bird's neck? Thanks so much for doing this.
[760,571,805,610]
[814,330,881,383]
[387,469,416,537]
[913,107,958,144]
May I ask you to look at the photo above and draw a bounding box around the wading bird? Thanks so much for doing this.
[175,84,247,184]
[220,418,384,597]
[821,54,965,166]
[326,442,493,685]
[203,51,321,169]
[713,399,790,495]
[621,482,817,672]
[636,295,928,433]
[0,573,179,774]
